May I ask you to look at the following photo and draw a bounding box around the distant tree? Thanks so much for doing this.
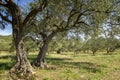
[81,44,90,53]
[81,36,106,55]
[101,3,120,53]
[103,25,120,54]
[65,31,83,55]
[90,37,104,55]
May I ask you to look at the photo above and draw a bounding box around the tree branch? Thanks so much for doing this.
[72,13,82,27]
[22,0,48,26]
[0,13,12,23]
[77,21,89,26]
[107,22,120,26]
[0,1,7,7]
[5,0,13,3]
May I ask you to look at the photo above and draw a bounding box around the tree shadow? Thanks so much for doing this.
[0,55,15,73]
[62,61,104,73]
[27,54,107,73]
[47,57,72,61]
[0,55,15,59]
[28,55,73,62]
[0,55,107,74]
[45,57,107,73]
[0,62,12,70]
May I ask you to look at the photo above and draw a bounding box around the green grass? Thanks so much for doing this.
[0,52,120,80]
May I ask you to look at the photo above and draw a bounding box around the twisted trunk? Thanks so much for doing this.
[10,26,34,76]
[0,0,47,77]
[32,32,56,68]
[7,1,35,76]
[32,39,50,68]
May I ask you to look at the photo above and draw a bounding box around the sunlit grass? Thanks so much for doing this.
[0,52,120,80]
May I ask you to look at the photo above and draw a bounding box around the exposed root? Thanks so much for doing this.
[10,62,34,79]
[32,60,49,69]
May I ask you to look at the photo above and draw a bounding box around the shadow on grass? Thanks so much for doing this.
[0,55,15,73]
[47,57,72,61]
[63,62,104,73]
[46,57,107,73]
[0,55,15,59]
[0,62,12,70]
[0,55,107,74]
[28,55,73,62]
[28,55,107,73]
[0,55,35,73]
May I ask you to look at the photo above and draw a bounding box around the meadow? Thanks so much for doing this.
[0,51,120,80]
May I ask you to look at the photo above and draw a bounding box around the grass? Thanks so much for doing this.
[0,52,120,80]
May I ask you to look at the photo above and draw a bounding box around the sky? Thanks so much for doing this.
[0,0,33,36]
[0,25,12,35]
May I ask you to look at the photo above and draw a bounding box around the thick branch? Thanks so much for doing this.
[0,1,7,7]
[54,17,88,33]
[66,9,79,27]
[22,0,47,26]
[66,1,84,29]
[39,32,47,39]
[47,31,57,41]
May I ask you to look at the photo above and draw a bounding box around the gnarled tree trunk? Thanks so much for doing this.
[10,29,34,76]
[9,2,34,75]
[0,0,47,77]
[32,39,49,68]
[32,32,56,68]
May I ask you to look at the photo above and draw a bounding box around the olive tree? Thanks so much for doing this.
[0,0,47,75]
[27,0,114,68]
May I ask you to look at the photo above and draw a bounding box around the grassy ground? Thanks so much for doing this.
[0,52,120,80]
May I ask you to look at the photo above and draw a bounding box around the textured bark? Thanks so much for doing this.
[32,40,49,68]
[8,2,34,75]
[32,32,56,68]
[10,31,34,76]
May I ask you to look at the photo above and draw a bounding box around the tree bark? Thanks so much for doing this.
[10,33,34,76]
[32,32,56,68]
[32,40,49,68]
[8,2,35,74]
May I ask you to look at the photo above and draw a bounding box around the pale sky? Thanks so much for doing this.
[0,25,12,35]
[0,0,33,36]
